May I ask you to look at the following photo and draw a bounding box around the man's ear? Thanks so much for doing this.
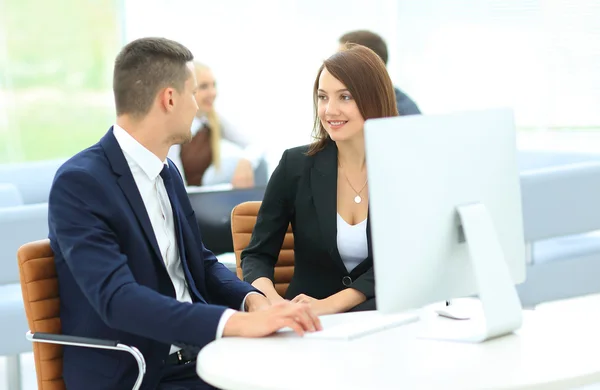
[158,87,176,112]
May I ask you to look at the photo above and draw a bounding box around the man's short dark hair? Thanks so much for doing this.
[339,30,388,65]
[113,37,194,117]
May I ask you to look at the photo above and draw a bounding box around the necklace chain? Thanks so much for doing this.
[338,159,368,197]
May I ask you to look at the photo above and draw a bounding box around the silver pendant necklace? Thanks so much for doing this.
[338,159,368,204]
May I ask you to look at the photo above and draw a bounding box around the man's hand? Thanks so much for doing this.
[223,301,322,337]
[291,294,334,316]
[244,293,271,312]
[231,159,254,188]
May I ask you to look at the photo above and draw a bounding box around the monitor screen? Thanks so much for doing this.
[187,186,266,255]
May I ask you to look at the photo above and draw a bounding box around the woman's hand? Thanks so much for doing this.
[267,294,287,305]
[291,294,334,316]
[292,289,368,316]
[251,277,287,307]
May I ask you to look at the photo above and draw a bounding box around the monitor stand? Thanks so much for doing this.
[419,202,523,343]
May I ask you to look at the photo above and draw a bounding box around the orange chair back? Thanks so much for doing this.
[17,239,65,390]
[231,201,294,296]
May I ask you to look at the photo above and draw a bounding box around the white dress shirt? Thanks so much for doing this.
[113,124,238,354]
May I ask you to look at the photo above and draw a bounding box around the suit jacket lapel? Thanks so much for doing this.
[309,142,348,274]
[99,128,166,272]
[172,199,208,303]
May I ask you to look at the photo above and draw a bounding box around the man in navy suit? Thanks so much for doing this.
[48,37,321,390]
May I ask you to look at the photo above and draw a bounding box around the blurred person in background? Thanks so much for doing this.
[168,62,266,188]
[339,30,421,116]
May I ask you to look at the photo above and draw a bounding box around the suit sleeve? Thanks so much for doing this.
[49,168,226,350]
[241,149,292,284]
[193,226,261,308]
[168,159,261,309]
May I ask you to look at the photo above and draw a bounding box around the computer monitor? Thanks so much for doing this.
[364,108,526,342]
[187,185,266,255]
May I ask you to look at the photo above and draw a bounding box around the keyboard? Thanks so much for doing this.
[304,311,420,340]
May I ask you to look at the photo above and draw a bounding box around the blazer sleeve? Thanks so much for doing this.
[350,267,375,299]
[241,149,293,283]
[49,168,227,350]
[194,226,261,308]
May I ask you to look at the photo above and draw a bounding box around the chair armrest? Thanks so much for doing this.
[26,331,146,390]
[28,331,119,347]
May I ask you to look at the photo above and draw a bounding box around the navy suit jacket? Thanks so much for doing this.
[394,86,421,116]
[48,128,256,389]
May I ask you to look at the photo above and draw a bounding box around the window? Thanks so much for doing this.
[0,0,122,163]
[395,0,600,131]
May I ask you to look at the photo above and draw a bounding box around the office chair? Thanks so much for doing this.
[17,239,146,390]
[231,201,294,296]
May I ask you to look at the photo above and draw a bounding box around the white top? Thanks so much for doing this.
[336,214,368,272]
[113,125,235,353]
[196,297,600,390]
[167,114,265,185]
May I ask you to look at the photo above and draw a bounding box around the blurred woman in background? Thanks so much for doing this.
[168,62,264,187]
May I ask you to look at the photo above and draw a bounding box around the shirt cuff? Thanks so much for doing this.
[216,292,263,339]
[215,309,236,339]
[240,291,263,311]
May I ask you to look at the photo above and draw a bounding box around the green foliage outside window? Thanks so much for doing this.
[0,0,121,163]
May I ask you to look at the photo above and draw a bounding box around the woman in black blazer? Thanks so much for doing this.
[241,44,399,315]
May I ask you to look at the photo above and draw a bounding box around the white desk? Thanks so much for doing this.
[197,302,600,390]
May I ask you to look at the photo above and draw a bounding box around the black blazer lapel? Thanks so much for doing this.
[309,142,348,274]
[99,128,166,272]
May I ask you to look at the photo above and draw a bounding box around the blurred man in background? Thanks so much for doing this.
[339,30,421,116]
